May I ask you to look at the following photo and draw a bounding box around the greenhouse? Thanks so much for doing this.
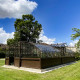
[5,41,75,69]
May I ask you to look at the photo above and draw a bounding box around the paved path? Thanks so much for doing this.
[2,62,76,73]
[0,58,5,60]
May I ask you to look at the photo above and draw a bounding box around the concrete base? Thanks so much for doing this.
[0,59,5,60]
[2,62,76,73]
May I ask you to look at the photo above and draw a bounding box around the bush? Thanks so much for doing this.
[75,52,80,60]
[0,48,6,58]
[0,52,5,58]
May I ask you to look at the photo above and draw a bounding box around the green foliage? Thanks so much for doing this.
[7,38,16,46]
[75,39,80,48]
[7,14,42,45]
[71,28,80,40]
[0,47,2,51]
[74,52,80,60]
[71,28,80,49]
[0,47,5,58]
[14,14,42,42]
[0,47,6,54]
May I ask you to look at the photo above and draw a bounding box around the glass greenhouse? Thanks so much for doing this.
[5,41,75,69]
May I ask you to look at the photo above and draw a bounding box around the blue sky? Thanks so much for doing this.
[0,0,80,46]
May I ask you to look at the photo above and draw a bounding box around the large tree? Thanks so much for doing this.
[7,14,42,45]
[14,14,42,42]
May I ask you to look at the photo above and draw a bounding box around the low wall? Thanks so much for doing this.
[62,57,75,64]
[21,58,41,69]
[41,58,62,69]
[14,57,20,67]
[5,57,9,65]
[5,57,75,69]
[41,57,75,69]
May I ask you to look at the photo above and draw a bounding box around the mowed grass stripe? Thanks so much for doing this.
[0,59,80,80]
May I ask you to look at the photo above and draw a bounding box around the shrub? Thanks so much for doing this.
[0,48,6,58]
[75,52,80,60]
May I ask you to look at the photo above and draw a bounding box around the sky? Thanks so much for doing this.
[0,0,80,46]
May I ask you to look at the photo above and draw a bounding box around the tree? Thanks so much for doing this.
[0,47,6,58]
[71,28,80,40]
[14,14,42,42]
[7,14,42,45]
[71,28,80,48]
[7,38,15,46]
[76,39,80,48]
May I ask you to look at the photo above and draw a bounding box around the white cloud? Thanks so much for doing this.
[0,28,56,44]
[0,28,14,44]
[0,0,37,18]
[69,40,78,47]
[39,30,56,44]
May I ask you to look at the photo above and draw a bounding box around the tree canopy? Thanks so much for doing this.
[71,28,80,48]
[7,14,42,45]
[71,28,80,40]
[7,38,15,46]
[76,39,80,48]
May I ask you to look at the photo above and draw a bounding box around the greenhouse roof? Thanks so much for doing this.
[51,43,67,47]
[34,43,60,53]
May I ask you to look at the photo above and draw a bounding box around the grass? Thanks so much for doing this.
[0,60,80,80]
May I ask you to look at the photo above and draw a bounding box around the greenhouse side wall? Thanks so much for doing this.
[41,57,62,69]
[61,56,75,64]
[20,58,41,69]
[40,57,75,69]
[5,56,75,69]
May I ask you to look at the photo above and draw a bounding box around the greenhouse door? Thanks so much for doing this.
[9,56,14,65]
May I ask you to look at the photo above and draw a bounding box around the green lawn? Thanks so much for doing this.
[0,60,80,80]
